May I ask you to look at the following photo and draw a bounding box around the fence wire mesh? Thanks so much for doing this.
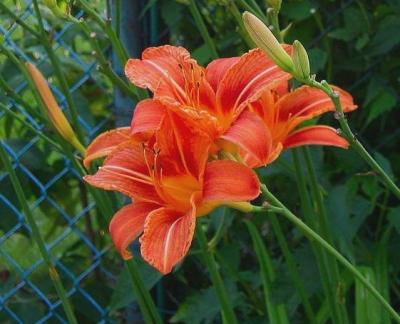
[1,0,399,322]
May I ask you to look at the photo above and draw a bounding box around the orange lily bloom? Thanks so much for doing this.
[84,112,260,274]
[244,84,357,166]
[125,45,292,167]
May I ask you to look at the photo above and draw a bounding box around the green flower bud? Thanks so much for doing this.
[242,11,293,72]
[292,40,310,80]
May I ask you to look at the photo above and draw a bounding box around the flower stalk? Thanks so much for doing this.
[196,222,238,324]
[260,184,400,323]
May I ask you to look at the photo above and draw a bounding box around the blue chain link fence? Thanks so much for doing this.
[1,0,398,322]
[0,1,131,322]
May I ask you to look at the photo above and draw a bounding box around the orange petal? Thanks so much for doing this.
[109,202,160,259]
[84,142,160,203]
[131,99,166,136]
[216,47,292,115]
[206,57,240,91]
[202,160,260,202]
[140,193,199,274]
[221,110,272,168]
[84,128,131,169]
[125,45,215,111]
[283,125,349,149]
[277,85,357,121]
[156,112,212,179]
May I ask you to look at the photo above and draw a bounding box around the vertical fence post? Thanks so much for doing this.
[112,0,147,127]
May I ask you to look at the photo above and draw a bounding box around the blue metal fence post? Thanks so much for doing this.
[112,0,147,127]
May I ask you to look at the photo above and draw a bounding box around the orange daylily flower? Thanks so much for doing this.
[245,84,357,166]
[124,45,292,167]
[84,112,260,274]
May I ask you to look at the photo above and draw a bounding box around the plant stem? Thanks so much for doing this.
[291,149,344,323]
[244,220,289,324]
[75,0,148,100]
[188,0,218,59]
[224,1,255,48]
[75,0,127,66]
[268,213,316,322]
[125,259,163,324]
[0,2,40,37]
[301,147,349,323]
[196,222,238,324]
[260,184,400,323]
[78,22,139,100]
[0,103,63,151]
[303,78,400,200]
[0,143,78,324]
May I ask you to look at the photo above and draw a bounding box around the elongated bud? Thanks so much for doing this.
[242,11,293,72]
[26,62,85,154]
[292,40,311,79]
[266,0,282,12]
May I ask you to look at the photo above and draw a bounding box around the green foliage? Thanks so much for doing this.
[1,0,400,323]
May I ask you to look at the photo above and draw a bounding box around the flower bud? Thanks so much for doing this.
[26,62,85,154]
[292,40,310,79]
[242,11,293,72]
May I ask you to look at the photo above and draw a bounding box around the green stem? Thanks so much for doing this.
[78,22,139,100]
[260,184,400,323]
[125,259,163,324]
[268,213,316,322]
[225,1,255,48]
[267,9,282,42]
[0,2,40,37]
[0,143,78,324]
[196,222,238,324]
[0,44,46,120]
[291,149,343,323]
[303,78,400,200]
[302,146,349,323]
[75,0,127,66]
[32,0,85,142]
[188,0,218,59]
[0,103,63,151]
[244,220,289,324]
[75,0,148,100]
[0,75,42,119]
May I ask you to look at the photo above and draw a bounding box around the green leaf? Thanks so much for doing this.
[368,15,400,56]
[308,48,327,73]
[244,220,289,324]
[281,0,314,21]
[355,267,381,324]
[365,90,396,125]
[387,207,400,234]
[108,257,161,311]
[170,280,242,324]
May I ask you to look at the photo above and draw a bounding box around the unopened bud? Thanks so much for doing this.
[242,11,293,72]
[26,62,85,154]
[292,40,310,79]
